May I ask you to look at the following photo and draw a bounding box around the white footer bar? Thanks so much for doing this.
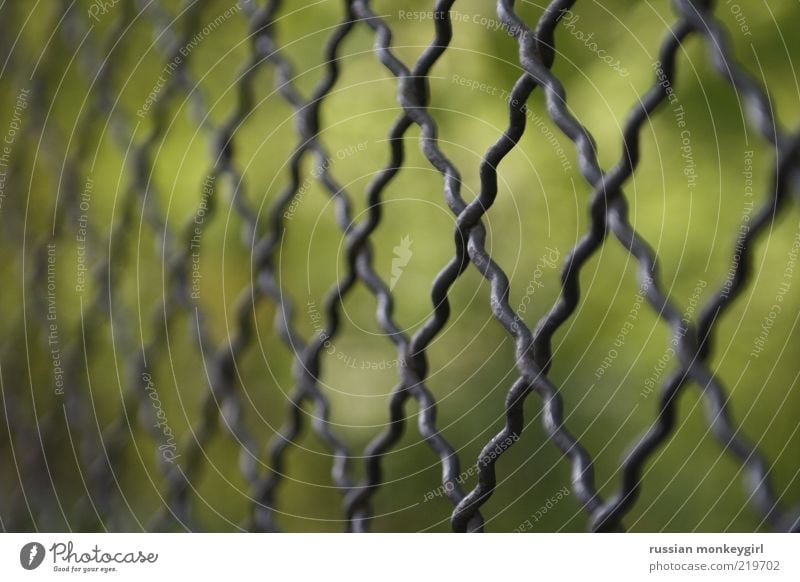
[1,533,796,581]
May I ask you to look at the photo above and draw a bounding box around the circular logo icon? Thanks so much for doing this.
[20,542,45,570]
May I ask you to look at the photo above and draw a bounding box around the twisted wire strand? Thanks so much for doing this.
[241,0,478,531]
[241,0,366,531]
[141,0,373,532]
[65,0,199,530]
[335,0,486,533]
[522,14,691,531]
[64,0,217,531]
[490,0,795,532]
[59,0,255,531]
[171,0,398,532]
[591,0,800,532]
[125,0,306,531]
[146,0,298,533]
[63,0,195,530]
[136,0,328,533]
[450,0,609,532]
[186,2,360,531]
[345,0,496,533]
[669,3,781,347]
[134,0,277,532]
[212,47,314,533]
[593,131,800,532]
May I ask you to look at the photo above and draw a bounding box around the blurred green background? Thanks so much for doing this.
[1,0,799,532]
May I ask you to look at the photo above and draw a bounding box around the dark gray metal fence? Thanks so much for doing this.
[1,0,798,533]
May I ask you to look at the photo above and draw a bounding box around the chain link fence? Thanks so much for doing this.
[1,0,799,532]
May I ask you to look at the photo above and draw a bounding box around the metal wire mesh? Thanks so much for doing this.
[1,0,799,532]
